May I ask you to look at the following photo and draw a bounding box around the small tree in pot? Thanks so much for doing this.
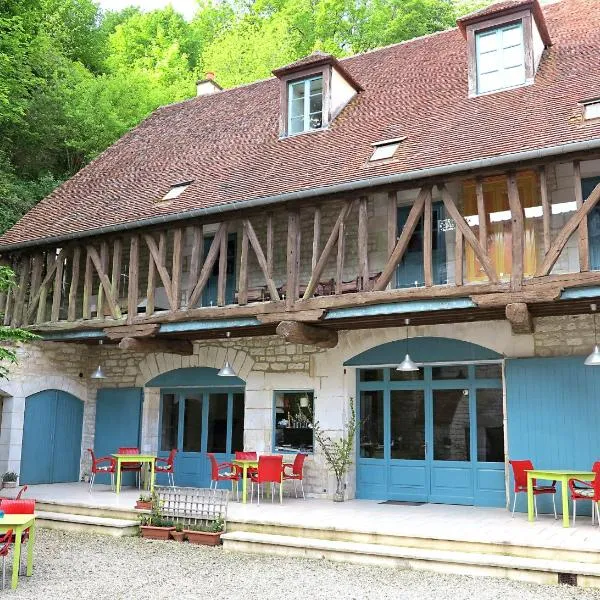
[313,397,357,502]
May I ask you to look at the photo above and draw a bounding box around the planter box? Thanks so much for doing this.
[170,530,185,542]
[140,526,175,540]
[2,482,17,489]
[135,501,152,510]
[183,530,222,546]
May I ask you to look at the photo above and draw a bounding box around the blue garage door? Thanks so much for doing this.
[21,390,84,484]
[94,388,143,485]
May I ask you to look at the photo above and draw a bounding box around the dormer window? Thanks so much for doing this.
[288,75,323,135]
[584,100,600,121]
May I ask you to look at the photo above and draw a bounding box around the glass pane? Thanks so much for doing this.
[390,367,423,381]
[309,76,322,94]
[475,364,502,379]
[502,23,522,48]
[476,389,504,462]
[183,395,202,452]
[231,393,245,453]
[274,391,314,452]
[160,393,179,452]
[359,390,384,458]
[289,81,305,100]
[290,97,304,119]
[309,112,322,129]
[432,365,468,380]
[289,116,304,134]
[359,369,384,382]
[477,29,498,54]
[207,393,228,453]
[391,390,425,460]
[309,94,322,114]
[433,389,471,461]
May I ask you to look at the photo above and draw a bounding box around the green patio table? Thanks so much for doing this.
[526,469,596,528]
[0,514,36,590]
[112,453,156,495]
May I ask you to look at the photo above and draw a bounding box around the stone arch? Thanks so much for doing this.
[0,375,88,404]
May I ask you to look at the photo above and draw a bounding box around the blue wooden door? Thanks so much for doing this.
[585,176,600,271]
[94,388,143,485]
[21,390,84,484]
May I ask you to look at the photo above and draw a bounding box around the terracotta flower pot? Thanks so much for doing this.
[170,530,186,542]
[183,530,222,546]
[140,526,175,540]
[135,501,152,510]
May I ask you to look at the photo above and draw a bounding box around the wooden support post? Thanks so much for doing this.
[11,258,29,327]
[539,166,551,254]
[238,222,249,305]
[82,251,92,320]
[28,253,43,322]
[312,207,321,272]
[144,233,174,309]
[171,228,183,310]
[118,337,194,355]
[188,224,226,308]
[423,190,433,287]
[476,178,487,250]
[276,321,338,348]
[217,225,228,307]
[286,210,300,309]
[387,191,398,290]
[507,172,524,291]
[574,161,590,272]
[188,226,202,302]
[244,220,280,301]
[51,249,65,321]
[127,236,139,324]
[335,219,345,295]
[455,227,463,286]
[36,252,60,323]
[358,197,370,290]
[87,245,121,319]
[506,302,533,334]
[95,241,109,319]
[267,214,274,279]
[111,239,122,303]
[68,247,81,321]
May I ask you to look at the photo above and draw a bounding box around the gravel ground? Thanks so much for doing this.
[7,529,600,600]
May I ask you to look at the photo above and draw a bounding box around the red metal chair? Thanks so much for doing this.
[155,449,177,487]
[283,453,307,499]
[2,499,34,577]
[568,461,600,526]
[88,448,116,492]
[207,453,239,501]
[250,455,284,505]
[118,447,143,488]
[15,486,27,500]
[509,459,557,519]
[0,530,12,590]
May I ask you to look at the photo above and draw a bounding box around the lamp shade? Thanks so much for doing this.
[396,353,419,372]
[585,345,600,366]
[91,364,106,379]
[299,396,309,408]
[218,361,237,377]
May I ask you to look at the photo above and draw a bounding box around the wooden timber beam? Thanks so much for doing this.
[244,220,280,301]
[505,302,534,334]
[188,223,226,308]
[143,233,174,310]
[105,323,160,340]
[87,245,122,319]
[67,247,81,322]
[238,221,249,305]
[539,166,551,254]
[358,197,370,290]
[217,224,228,306]
[127,236,139,324]
[536,181,600,276]
[286,210,301,308]
[506,172,524,291]
[11,257,30,327]
[27,248,67,322]
[276,321,338,348]
[171,228,183,311]
[257,309,325,324]
[423,189,433,287]
[573,161,589,272]
[118,337,194,355]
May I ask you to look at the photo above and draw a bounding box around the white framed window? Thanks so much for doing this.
[288,75,323,135]
[476,21,525,94]
[162,181,192,201]
[585,101,600,120]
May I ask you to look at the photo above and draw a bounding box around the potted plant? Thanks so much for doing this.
[135,493,152,510]
[313,397,357,502]
[139,492,175,540]
[183,517,224,546]
[170,523,185,542]
[2,472,18,489]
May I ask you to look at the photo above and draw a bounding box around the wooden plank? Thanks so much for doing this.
[28,253,43,318]
[276,321,338,348]
[472,287,561,307]
[374,188,428,291]
[539,166,551,254]
[188,226,202,301]
[303,201,353,299]
[536,181,600,276]
[266,214,274,279]
[127,236,139,324]
[423,190,433,287]
[286,210,301,309]
[94,242,108,319]
[238,222,249,305]
[171,228,183,310]
[146,232,165,316]
[188,223,226,308]
[358,197,370,290]
[31,250,65,323]
[118,337,193,355]
[67,247,81,321]
[217,224,228,307]
[574,161,590,272]
[104,323,160,340]
[111,239,122,302]
[439,184,498,283]
[335,219,345,295]
[455,227,463,286]
[51,249,65,321]
[387,191,398,257]
[312,207,321,272]
[507,172,524,291]
[143,233,174,309]
[257,309,325,324]
[82,251,92,320]
[475,178,487,250]
[244,220,280,301]
[11,257,29,327]
[87,245,121,319]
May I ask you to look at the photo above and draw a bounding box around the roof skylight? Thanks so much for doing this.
[584,100,600,120]
[162,181,193,201]
[369,137,406,162]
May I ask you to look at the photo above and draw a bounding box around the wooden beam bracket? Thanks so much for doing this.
[505,302,534,334]
[276,321,338,348]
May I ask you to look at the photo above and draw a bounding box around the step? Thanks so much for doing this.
[36,511,139,537]
[222,531,600,588]
[35,500,141,521]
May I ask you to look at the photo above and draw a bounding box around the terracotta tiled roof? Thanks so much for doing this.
[272,51,333,75]
[2,0,600,249]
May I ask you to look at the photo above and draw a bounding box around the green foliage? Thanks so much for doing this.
[0,0,488,234]
[184,517,224,533]
[2,471,18,482]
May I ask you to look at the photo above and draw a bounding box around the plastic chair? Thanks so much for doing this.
[2,499,34,576]
[15,486,28,500]
[155,449,177,487]
[207,453,239,501]
[250,455,284,505]
[0,530,12,590]
[283,453,307,499]
[509,459,557,519]
[88,448,116,492]
[568,461,600,526]
[118,447,143,488]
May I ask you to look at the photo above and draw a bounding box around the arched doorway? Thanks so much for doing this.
[147,367,245,488]
[21,390,84,484]
[347,338,505,506]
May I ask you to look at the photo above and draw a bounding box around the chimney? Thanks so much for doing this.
[196,72,222,96]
